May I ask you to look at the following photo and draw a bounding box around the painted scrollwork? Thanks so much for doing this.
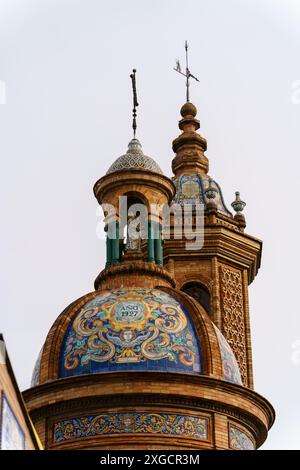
[53,412,209,443]
[61,289,201,376]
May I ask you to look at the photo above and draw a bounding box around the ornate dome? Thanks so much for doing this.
[61,289,201,377]
[173,174,232,215]
[106,139,163,175]
[31,287,242,386]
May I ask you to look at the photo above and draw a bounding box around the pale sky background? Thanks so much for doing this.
[0,0,300,450]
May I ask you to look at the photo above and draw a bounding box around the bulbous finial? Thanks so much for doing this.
[127,138,142,153]
[231,191,246,228]
[172,100,207,174]
[180,102,197,118]
[231,191,246,214]
[204,178,218,200]
[204,178,218,213]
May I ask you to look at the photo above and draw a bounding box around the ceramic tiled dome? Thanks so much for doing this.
[106,139,163,175]
[31,287,242,386]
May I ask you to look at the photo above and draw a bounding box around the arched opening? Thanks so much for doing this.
[181,282,211,316]
[122,192,163,266]
[122,194,147,252]
[104,191,163,266]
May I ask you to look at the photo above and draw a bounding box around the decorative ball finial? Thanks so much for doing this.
[180,102,197,118]
[178,101,200,132]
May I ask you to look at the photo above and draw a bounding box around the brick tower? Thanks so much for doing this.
[24,98,275,450]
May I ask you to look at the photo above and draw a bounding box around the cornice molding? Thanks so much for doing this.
[94,261,176,290]
[164,226,262,282]
[25,390,269,448]
[94,170,175,204]
[24,372,275,437]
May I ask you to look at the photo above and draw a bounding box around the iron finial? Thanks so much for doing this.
[130,68,139,138]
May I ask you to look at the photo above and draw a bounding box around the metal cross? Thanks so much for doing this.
[130,69,139,138]
[174,41,199,102]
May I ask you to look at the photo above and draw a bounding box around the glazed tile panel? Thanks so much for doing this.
[172,174,232,215]
[30,347,43,387]
[59,289,202,377]
[0,395,25,450]
[229,425,255,450]
[213,324,242,385]
[53,413,209,444]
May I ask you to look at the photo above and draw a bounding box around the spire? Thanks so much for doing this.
[172,101,209,176]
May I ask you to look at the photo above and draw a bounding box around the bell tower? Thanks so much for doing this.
[24,70,274,451]
[164,101,260,389]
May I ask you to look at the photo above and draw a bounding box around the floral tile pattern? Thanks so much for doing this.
[229,425,255,450]
[53,412,209,444]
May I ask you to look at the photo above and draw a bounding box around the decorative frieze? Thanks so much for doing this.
[53,412,209,444]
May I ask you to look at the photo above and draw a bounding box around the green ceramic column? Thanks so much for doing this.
[105,225,112,267]
[111,220,120,264]
[153,222,163,266]
[147,220,155,262]
[106,238,112,268]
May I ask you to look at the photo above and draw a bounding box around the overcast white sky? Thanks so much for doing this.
[0,0,300,450]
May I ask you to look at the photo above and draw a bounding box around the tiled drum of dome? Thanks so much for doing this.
[213,324,242,385]
[59,289,202,377]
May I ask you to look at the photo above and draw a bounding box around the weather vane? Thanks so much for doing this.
[174,41,199,102]
[130,68,139,138]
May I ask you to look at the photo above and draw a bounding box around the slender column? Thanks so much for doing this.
[147,220,155,262]
[105,228,112,268]
[154,223,163,266]
[111,220,120,264]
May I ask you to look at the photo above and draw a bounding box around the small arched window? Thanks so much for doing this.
[182,282,211,316]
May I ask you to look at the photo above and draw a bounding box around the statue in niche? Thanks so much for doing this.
[125,211,141,252]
